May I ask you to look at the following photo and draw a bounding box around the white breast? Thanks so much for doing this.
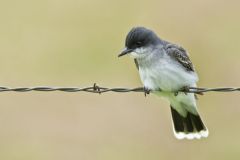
[138,54,198,91]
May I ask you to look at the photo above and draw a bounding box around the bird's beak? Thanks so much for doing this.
[118,48,133,57]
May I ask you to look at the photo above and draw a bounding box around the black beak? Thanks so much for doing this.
[118,48,133,57]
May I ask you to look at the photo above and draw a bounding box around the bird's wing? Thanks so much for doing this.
[165,43,194,72]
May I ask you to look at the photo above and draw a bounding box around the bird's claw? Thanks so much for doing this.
[174,86,190,96]
[143,86,151,97]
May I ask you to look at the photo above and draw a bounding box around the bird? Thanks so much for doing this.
[118,27,208,140]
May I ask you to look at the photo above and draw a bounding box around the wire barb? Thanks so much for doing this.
[0,84,240,94]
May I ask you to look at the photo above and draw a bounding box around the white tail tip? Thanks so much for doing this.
[174,130,209,140]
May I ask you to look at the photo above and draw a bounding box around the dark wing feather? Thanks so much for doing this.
[165,43,194,72]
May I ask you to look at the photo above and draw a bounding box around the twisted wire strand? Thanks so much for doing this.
[0,83,240,94]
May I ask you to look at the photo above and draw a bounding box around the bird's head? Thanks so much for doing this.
[118,27,160,58]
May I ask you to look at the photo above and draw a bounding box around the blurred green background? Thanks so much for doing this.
[0,0,240,159]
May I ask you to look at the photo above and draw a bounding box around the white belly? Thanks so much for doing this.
[138,57,198,91]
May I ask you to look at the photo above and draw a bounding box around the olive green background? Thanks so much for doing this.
[0,0,240,159]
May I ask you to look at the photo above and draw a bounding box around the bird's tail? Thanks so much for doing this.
[170,106,208,140]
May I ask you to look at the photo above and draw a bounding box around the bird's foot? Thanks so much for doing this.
[174,86,190,96]
[143,86,151,97]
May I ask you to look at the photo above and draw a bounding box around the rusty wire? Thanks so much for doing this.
[0,83,239,94]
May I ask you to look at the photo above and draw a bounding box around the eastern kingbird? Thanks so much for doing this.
[118,27,208,139]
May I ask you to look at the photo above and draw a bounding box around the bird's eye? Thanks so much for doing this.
[136,41,142,46]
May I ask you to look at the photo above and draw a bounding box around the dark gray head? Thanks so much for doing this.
[118,27,160,57]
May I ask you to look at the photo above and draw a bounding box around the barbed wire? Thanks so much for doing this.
[0,83,239,95]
